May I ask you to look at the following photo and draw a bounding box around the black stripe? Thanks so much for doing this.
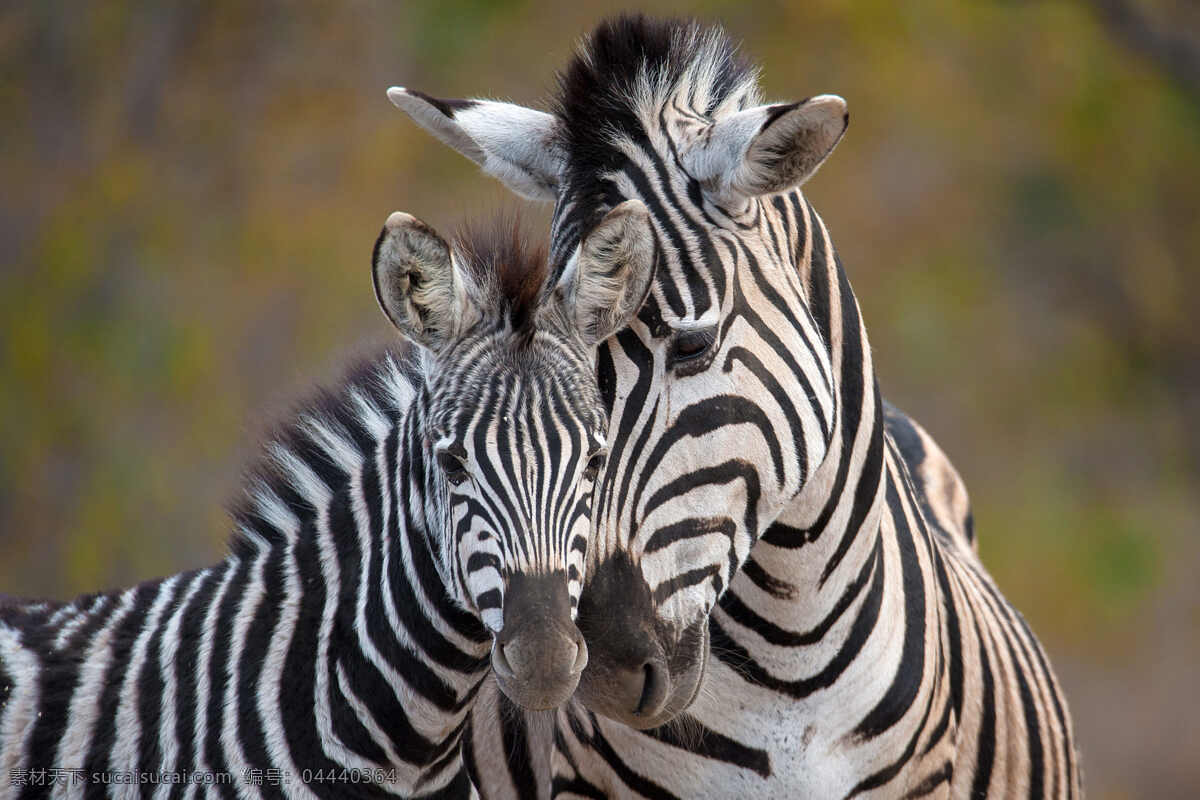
[902,761,953,798]
[83,583,154,800]
[731,226,832,406]
[844,619,939,797]
[804,199,832,346]
[578,713,681,800]
[652,565,720,605]
[1002,619,1045,799]
[498,695,540,795]
[203,561,247,800]
[738,555,798,599]
[820,387,884,584]
[968,606,997,798]
[392,420,489,645]
[236,550,285,800]
[405,89,478,119]
[619,161,690,318]
[136,575,191,783]
[19,595,117,793]
[718,537,879,647]
[167,568,221,800]
[644,713,771,777]
[709,540,884,697]
[278,485,380,770]
[931,549,965,732]
[853,461,928,740]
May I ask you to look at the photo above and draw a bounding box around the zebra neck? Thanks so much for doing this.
[338,398,494,746]
[244,372,491,783]
[728,194,889,632]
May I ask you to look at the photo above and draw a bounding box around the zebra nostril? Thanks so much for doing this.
[570,635,589,674]
[492,642,516,679]
[636,663,655,714]
[634,660,669,716]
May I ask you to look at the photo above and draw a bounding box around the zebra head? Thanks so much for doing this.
[371,208,654,710]
[389,16,847,727]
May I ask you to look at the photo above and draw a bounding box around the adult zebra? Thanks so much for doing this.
[391,14,1080,799]
[0,209,655,798]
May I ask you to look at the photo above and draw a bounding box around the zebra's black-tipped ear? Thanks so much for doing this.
[387,87,562,202]
[372,212,474,352]
[682,95,848,200]
[565,200,657,346]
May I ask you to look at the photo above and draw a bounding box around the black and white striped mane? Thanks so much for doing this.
[552,15,759,237]
[224,345,417,561]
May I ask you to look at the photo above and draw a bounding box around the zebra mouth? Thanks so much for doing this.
[573,551,714,728]
[575,615,710,729]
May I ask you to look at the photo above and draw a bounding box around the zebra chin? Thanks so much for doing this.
[489,571,590,711]
[574,552,710,729]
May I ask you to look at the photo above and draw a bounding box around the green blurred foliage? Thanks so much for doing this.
[1,1,1197,795]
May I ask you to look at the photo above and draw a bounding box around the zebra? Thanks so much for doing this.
[390,13,1081,798]
[0,207,655,798]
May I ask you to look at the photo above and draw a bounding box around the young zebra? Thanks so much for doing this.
[391,14,1081,799]
[0,208,655,797]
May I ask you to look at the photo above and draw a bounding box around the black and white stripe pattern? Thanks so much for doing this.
[391,14,1081,798]
[0,217,627,798]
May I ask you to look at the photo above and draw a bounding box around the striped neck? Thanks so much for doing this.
[717,192,888,639]
[302,373,492,786]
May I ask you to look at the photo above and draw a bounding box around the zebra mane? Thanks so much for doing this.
[452,213,549,334]
[226,344,420,560]
[553,14,759,214]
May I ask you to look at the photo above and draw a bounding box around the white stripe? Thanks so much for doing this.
[153,571,211,800]
[52,588,138,795]
[110,575,182,771]
[0,624,39,773]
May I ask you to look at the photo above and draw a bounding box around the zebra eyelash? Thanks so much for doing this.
[669,326,718,374]
[583,450,607,481]
[436,444,470,485]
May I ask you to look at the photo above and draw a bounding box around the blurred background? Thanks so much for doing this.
[1,1,1196,795]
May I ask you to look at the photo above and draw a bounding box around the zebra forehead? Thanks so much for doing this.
[553,16,759,203]
[439,365,603,441]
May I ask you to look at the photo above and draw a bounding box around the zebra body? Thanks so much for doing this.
[0,212,655,798]
[544,201,1041,799]
[392,14,1080,799]
[1,359,494,799]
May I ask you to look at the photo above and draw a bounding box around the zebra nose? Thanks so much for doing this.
[499,626,588,679]
[491,571,586,710]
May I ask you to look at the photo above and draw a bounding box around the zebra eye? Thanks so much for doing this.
[671,327,716,365]
[437,450,470,486]
[583,451,606,482]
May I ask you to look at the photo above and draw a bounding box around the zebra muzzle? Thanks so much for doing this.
[491,571,588,710]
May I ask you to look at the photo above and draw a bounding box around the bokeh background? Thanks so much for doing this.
[2,1,1197,796]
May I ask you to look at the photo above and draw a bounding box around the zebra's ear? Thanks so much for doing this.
[387,87,562,202]
[682,95,848,200]
[372,212,475,352]
[563,200,657,346]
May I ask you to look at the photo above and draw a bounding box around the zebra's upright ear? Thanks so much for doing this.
[372,212,476,352]
[387,87,562,202]
[561,200,657,346]
[682,95,848,200]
